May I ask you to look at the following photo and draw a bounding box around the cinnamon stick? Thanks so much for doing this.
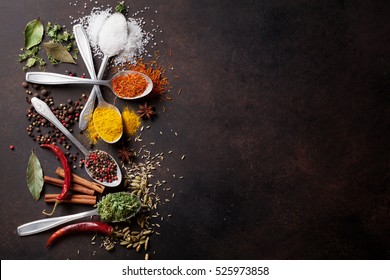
[44,176,94,195]
[55,167,105,194]
[45,194,96,205]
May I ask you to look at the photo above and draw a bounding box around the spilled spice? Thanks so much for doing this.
[117,58,169,96]
[122,107,141,137]
[85,120,100,145]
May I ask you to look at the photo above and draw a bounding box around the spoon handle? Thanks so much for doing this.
[17,209,99,236]
[94,55,110,103]
[74,24,101,130]
[26,72,107,86]
[73,24,98,81]
[78,56,109,130]
[31,97,89,156]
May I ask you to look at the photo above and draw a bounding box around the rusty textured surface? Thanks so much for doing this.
[0,0,389,259]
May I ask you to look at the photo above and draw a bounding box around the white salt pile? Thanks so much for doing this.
[116,18,149,65]
[84,8,111,54]
[98,12,128,57]
[76,7,151,66]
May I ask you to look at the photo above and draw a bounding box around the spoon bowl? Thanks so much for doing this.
[30,97,122,187]
[17,193,141,236]
[92,91,123,144]
[26,70,153,100]
[110,70,154,100]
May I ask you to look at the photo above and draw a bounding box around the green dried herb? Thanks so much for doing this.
[46,22,62,39]
[97,192,141,222]
[115,1,127,14]
[26,149,44,201]
[18,46,46,70]
[24,18,44,50]
[46,22,75,43]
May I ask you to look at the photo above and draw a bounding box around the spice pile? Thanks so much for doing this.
[85,150,118,183]
[96,192,140,222]
[92,106,123,143]
[112,72,148,98]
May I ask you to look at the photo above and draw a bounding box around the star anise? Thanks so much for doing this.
[137,102,155,120]
[117,146,135,164]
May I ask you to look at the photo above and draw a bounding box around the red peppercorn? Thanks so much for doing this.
[9,145,15,150]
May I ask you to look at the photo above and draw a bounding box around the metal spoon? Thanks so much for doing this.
[26,71,153,100]
[30,97,122,187]
[17,193,141,236]
[77,13,128,131]
[73,24,107,132]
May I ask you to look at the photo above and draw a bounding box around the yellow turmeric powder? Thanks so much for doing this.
[85,120,100,145]
[122,107,141,137]
[93,107,123,143]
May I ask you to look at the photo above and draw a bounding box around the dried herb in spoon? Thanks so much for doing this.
[96,192,140,222]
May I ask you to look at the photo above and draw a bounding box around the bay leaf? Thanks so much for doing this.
[26,149,44,201]
[43,41,76,64]
[25,18,44,50]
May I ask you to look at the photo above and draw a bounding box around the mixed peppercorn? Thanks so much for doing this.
[23,81,86,167]
[85,150,118,183]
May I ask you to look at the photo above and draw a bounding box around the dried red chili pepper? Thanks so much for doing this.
[47,221,113,247]
[40,144,71,216]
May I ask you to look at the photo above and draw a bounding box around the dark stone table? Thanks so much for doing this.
[0,0,388,259]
